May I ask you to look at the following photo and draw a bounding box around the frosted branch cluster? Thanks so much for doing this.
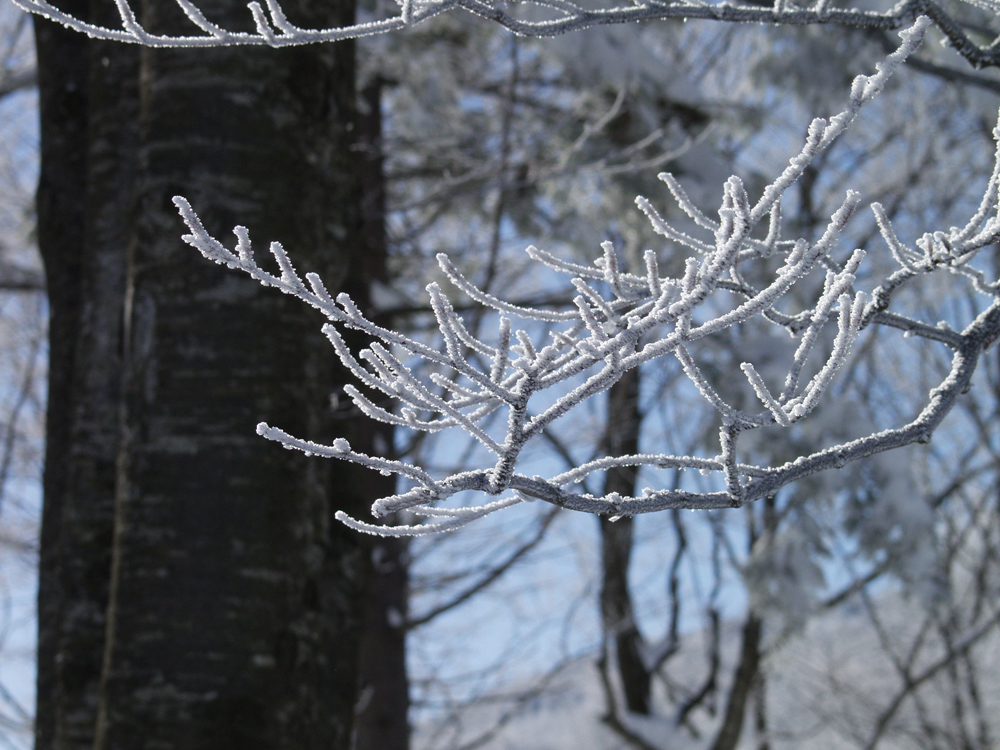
[175,19,1000,535]
[12,0,1000,69]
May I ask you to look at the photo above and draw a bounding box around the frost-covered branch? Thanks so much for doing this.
[12,0,1000,69]
[175,19,1000,535]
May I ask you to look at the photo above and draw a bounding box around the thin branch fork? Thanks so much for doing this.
[12,0,1000,72]
[173,19,1000,535]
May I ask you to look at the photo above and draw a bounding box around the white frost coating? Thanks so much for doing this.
[10,0,999,78]
[176,22,1000,535]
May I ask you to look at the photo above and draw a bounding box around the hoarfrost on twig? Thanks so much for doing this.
[12,0,1000,74]
[174,19,1000,535]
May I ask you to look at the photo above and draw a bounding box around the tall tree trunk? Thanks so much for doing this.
[34,3,137,746]
[709,498,772,750]
[35,0,397,746]
[709,614,762,750]
[34,10,89,747]
[354,530,409,750]
[352,77,410,750]
[95,16,364,750]
[598,367,650,716]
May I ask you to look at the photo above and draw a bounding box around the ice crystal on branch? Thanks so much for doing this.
[175,18,1000,535]
[11,0,1000,70]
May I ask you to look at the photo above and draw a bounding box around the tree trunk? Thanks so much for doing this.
[34,0,398,746]
[598,367,650,716]
[34,4,137,746]
[352,77,410,750]
[709,613,762,750]
[354,531,409,750]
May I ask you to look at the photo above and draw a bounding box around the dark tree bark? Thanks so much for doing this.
[34,3,137,746]
[598,367,651,716]
[34,10,90,747]
[354,528,409,750]
[709,614,762,750]
[708,499,773,750]
[352,77,410,750]
[34,0,401,746]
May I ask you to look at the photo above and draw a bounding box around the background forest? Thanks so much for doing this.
[0,1,997,749]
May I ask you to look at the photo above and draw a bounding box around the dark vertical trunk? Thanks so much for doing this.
[34,10,89,748]
[34,4,137,747]
[94,9,367,746]
[707,498,773,750]
[354,531,409,750]
[598,367,650,715]
[35,0,395,746]
[754,673,770,750]
[709,614,762,750]
[352,77,410,750]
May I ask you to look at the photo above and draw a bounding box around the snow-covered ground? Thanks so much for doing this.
[416,589,1000,750]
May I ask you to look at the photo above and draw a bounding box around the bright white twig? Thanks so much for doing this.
[13,0,982,69]
[334,496,523,537]
[257,422,436,485]
[175,22,1000,534]
[741,363,791,427]
[174,0,227,38]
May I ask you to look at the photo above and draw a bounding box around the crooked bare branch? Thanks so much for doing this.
[175,19,1000,535]
[13,0,1000,71]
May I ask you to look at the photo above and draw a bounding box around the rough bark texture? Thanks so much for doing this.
[34,0,397,746]
[34,2,137,746]
[598,368,650,716]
